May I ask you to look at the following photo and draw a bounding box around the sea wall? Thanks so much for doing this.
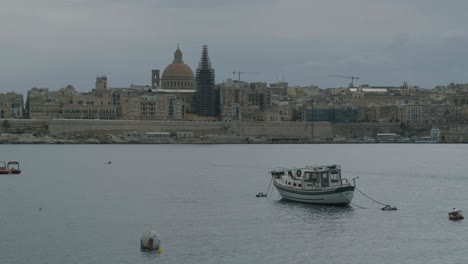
[331,123,433,138]
[1,119,333,140]
[3,119,439,140]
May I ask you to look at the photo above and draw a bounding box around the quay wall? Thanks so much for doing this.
[3,119,437,139]
[332,123,433,138]
[2,119,333,139]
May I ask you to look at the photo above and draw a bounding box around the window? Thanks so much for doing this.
[330,171,340,183]
[321,172,329,188]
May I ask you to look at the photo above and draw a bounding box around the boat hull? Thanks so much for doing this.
[0,170,21,174]
[273,182,355,205]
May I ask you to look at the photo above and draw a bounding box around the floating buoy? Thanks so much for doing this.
[381,205,398,211]
[140,231,162,253]
[449,208,464,221]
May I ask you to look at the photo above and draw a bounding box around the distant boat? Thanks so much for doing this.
[0,161,21,174]
[270,164,354,205]
[449,209,464,221]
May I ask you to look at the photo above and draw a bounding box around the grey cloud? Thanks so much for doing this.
[3,0,468,93]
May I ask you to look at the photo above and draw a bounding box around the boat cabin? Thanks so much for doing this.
[280,165,345,189]
[8,161,20,171]
[301,165,342,188]
[0,161,6,172]
[0,161,21,174]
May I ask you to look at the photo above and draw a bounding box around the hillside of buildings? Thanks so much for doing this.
[2,46,468,143]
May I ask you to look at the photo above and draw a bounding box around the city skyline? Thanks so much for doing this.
[2,0,468,93]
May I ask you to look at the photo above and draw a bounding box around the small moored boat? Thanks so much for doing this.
[271,164,354,205]
[0,161,21,174]
[449,208,464,221]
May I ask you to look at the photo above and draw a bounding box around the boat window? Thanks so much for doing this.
[293,183,296,187]
[298,184,302,187]
[311,172,319,184]
[330,170,340,183]
[304,172,312,180]
[321,172,329,188]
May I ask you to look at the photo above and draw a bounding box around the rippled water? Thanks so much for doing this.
[1,144,468,263]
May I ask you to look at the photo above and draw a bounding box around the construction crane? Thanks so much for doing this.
[329,75,360,88]
[232,71,259,82]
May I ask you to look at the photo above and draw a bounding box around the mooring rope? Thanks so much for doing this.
[355,187,387,206]
[266,176,273,197]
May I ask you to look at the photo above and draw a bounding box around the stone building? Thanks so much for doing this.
[401,105,461,125]
[153,46,196,113]
[0,92,24,119]
[27,88,61,119]
[27,80,117,120]
[219,80,271,121]
[139,94,185,120]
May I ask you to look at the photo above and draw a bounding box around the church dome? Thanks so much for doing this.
[161,47,195,90]
[162,63,194,79]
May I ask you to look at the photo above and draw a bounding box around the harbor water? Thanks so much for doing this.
[1,144,468,263]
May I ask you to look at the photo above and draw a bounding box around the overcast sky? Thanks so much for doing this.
[2,0,468,93]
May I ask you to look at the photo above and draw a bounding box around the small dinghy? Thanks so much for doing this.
[0,161,21,175]
[256,192,267,197]
[449,208,464,221]
[381,205,398,211]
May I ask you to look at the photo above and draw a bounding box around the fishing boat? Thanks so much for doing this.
[270,164,354,205]
[0,161,21,174]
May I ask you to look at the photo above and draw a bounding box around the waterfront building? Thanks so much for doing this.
[27,88,62,119]
[401,105,461,125]
[443,127,464,143]
[262,104,293,121]
[0,92,24,119]
[153,46,196,113]
[27,79,117,120]
[304,105,358,123]
[219,79,271,121]
[195,45,217,117]
[62,105,117,119]
[111,87,147,120]
[29,101,61,119]
[139,94,185,120]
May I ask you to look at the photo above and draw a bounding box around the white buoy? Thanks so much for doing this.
[140,231,162,253]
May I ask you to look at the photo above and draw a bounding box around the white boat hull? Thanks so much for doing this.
[274,182,354,205]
